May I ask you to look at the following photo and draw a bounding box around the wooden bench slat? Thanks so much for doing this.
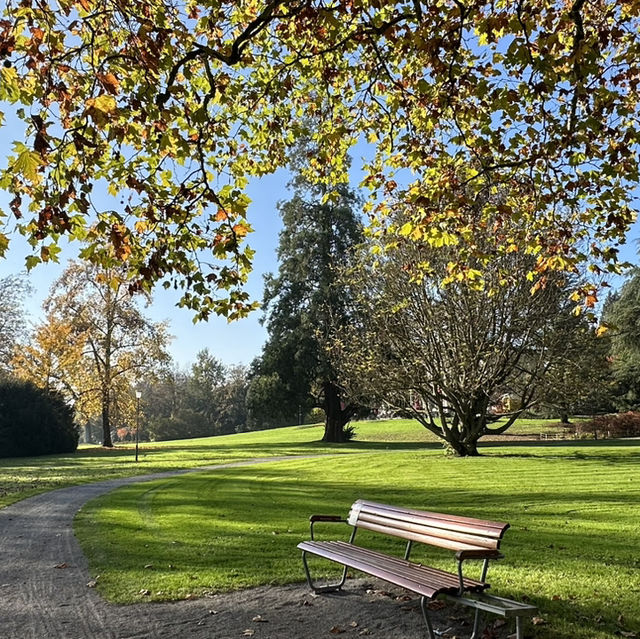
[353,501,508,532]
[320,542,486,590]
[356,512,500,551]
[351,500,509,540]
[356,519,494,553]
[299,540,489,599]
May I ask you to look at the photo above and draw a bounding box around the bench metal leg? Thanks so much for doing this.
[301,551,349,593]
[469,608,482,639]
[420,597,437,639]
[516,615,523,639]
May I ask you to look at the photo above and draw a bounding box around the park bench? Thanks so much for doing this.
[298,500,537,639]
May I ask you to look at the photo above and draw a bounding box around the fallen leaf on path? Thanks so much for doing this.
[252,615,267,623]
[54,563,68,569]
[329,626,346,634]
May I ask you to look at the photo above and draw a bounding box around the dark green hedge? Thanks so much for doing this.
[0,379,79,458]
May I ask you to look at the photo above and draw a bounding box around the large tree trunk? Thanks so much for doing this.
[322,382,355,443]
[441,407,486,456]
[445,436,481,456]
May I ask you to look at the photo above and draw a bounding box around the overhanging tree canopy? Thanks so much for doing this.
[1,1,638,317]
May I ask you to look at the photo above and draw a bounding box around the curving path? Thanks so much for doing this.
[0,456,487,639]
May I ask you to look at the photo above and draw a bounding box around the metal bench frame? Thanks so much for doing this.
[298,500,537,639]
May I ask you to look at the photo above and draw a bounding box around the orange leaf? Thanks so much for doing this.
[99,72,119,95]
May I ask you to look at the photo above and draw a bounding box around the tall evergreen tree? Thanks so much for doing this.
[249,171,363,442]
[603,267,640,410]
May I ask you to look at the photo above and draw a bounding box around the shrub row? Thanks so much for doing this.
[0,379,79,458]
[572,411,640,439]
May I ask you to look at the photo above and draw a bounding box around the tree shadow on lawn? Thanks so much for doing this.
[481,437,640,461]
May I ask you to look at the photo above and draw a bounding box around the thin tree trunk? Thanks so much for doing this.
[101,386,113,447]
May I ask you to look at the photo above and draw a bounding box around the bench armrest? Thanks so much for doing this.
[308,514,348,540]
[455,549,504,561]
[455,549,504,595]
[310,515,345,523]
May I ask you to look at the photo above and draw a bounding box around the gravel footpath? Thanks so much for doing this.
[0,458,516,639]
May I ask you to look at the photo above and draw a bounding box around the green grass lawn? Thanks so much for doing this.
[73,432,640,639]
[1,416,564,508]
[4,416,632,637]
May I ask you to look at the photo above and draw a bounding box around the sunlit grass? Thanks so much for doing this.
[0,416,589,508]
[75,439,640,639]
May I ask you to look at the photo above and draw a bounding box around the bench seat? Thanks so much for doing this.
[298,539,487,599]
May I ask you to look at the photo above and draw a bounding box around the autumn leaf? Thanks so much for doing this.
[98,73,119,95]
[84,94,117,124]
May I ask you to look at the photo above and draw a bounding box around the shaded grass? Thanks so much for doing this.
[75,440,640,639]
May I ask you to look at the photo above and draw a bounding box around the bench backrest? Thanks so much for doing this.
[347,500,509,553]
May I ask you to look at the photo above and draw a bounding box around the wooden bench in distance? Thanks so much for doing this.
[297,500,537,639]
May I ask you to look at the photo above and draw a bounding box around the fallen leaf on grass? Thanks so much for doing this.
[139,589,151,596]
[620,632,637,638]
[532,617,546,626]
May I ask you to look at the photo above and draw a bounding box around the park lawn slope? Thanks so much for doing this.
[0,416,566,509]
[75,439,640,639]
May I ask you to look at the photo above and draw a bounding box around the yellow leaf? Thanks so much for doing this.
[85,94,117,123]
[398,222,413,237]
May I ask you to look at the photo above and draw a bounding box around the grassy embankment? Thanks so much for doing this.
[0,417,560,508]
[64,420,639,639]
